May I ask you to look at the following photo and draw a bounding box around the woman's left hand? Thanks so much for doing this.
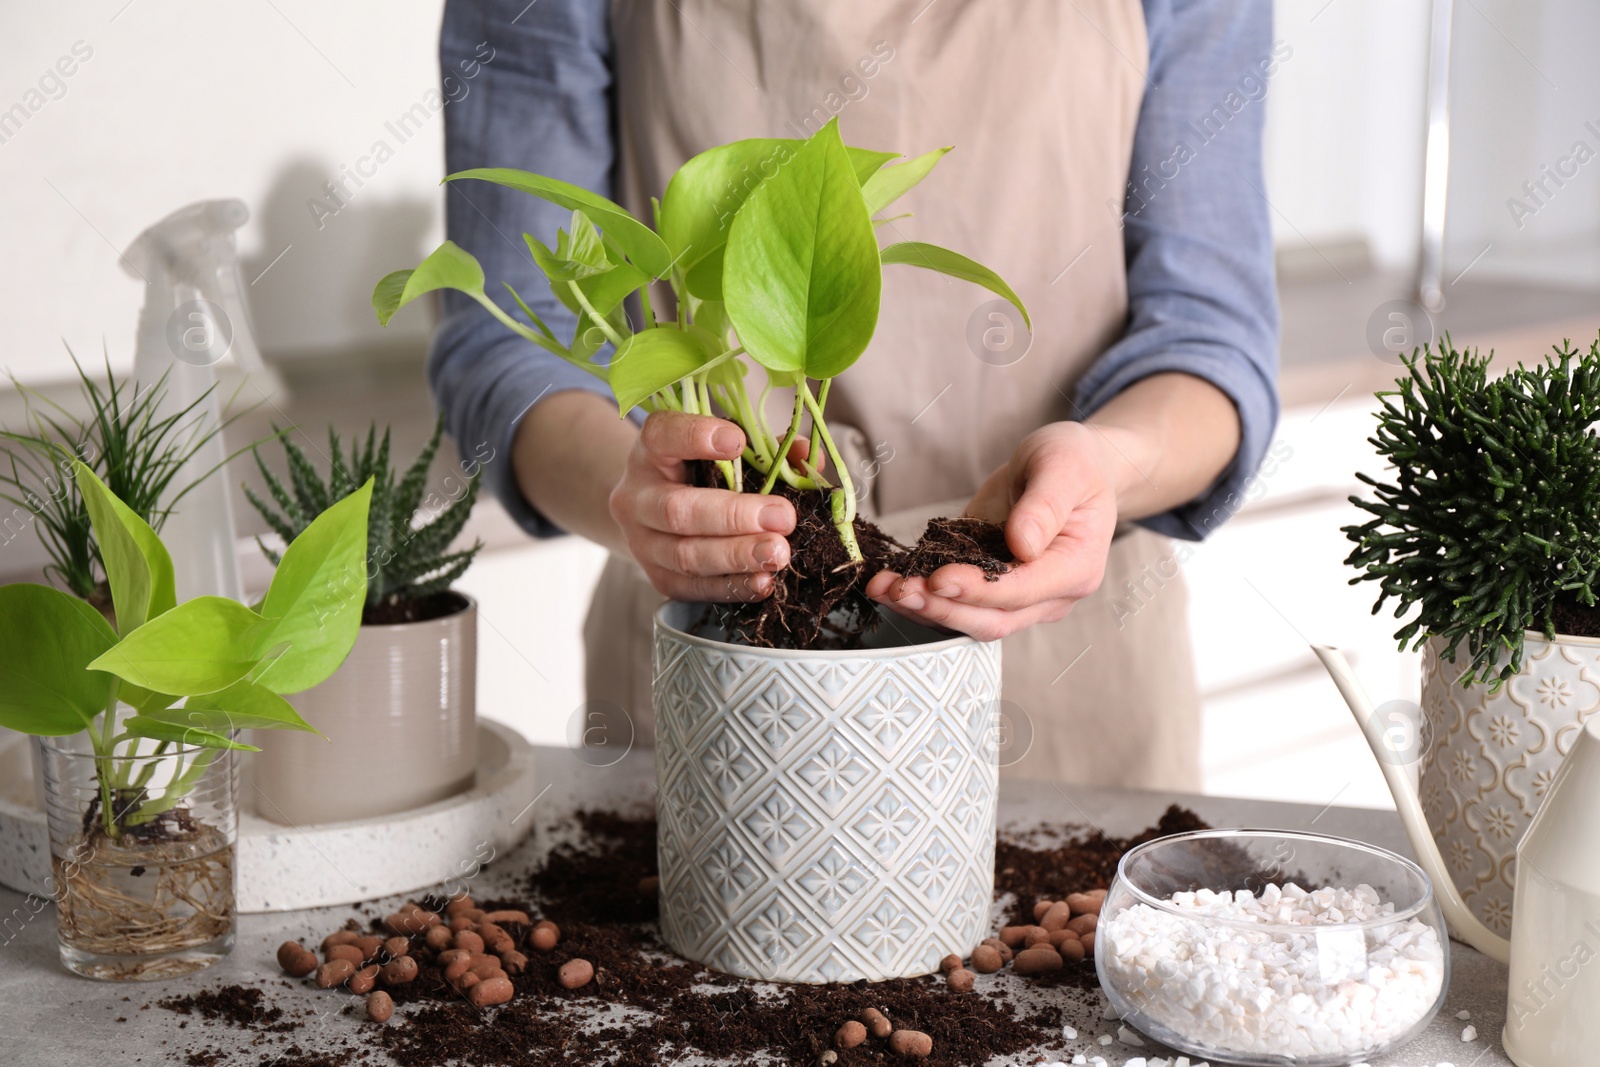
[866,421,1121,641]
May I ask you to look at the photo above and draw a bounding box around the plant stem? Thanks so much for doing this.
[799,380,862,562]
[639,281,657,330]
[93,682,121,838]
[761,392,807,495]
[566,281,628,350]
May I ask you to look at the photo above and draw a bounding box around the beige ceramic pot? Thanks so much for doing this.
[252,592,477,825]
[1420,631,1600,935]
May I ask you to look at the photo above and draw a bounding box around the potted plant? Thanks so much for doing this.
[0,461,369,979]
[1343,335,1600,935]
[375,119,1023,981]
[245,418,483,825]
[0,352,250,619]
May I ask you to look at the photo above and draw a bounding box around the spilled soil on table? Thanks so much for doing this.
[154,807,1213,1067]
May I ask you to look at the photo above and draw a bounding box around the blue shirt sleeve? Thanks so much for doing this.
[431,0,616,537]
[1076,0,1282,541]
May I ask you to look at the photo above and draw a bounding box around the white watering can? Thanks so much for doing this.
[1315,646,1600,1067]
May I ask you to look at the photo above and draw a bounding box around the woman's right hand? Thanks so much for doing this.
[608,411,796,602]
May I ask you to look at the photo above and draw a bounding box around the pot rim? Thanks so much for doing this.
[357,589,476,633]
[1426,628,1600,651]
[654,601,987,658]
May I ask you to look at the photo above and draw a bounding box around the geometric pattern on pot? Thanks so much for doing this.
[1419,633,1600,936]
[653,606,1001,983]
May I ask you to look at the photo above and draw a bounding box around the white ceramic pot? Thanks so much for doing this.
[252,592,477,825]
[1420,632,1600,935]
[652,602,1002,984]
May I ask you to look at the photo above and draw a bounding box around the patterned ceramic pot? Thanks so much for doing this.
[652,602,1001,983]
[1420,631,1600,936]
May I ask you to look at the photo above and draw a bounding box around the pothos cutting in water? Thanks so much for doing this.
[375,118,1029,649]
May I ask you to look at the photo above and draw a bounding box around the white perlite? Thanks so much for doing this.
[1101,882,1444,1060]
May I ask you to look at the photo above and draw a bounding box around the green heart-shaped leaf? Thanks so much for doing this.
[446,169,672,277]
[253,479,373,695]
[87,595,271,696]
[373,241,486,326]
[723,119,882,380]
[74,460,176,636]
[608,327,713,415]
[861,146,951,215]
[0,583,117,735]
[880,241,1031,330]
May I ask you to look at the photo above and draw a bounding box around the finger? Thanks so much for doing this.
[639,411,746,466]
[864,569,899,600]
[879,588,1073,642]
[922,539,1107,611]
[1005,448,1085,561]
[632,530,790,578]
[788,436,825,472]
[633,483,795,536]
[647,567,776,604]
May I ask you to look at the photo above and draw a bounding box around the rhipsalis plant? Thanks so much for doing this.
[245,417,481,624]
[0,460,370,837]
[1343,336,1600,687]
[373,119,1027,569]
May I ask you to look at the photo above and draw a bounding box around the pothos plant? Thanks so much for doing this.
[374,118,1027,565]
[0,459,371,838]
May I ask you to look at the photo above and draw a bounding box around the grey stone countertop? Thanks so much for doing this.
[0,745,1511,1066]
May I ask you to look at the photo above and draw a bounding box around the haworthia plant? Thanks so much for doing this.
[245,416,481,619]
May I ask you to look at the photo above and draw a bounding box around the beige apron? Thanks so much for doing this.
[586,0,1202,789]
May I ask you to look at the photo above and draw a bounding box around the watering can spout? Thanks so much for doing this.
[1311,645,1511,964]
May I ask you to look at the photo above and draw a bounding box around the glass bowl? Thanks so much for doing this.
[1094,829,1449,1067]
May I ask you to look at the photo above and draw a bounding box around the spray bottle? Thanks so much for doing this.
[121,199,272,602]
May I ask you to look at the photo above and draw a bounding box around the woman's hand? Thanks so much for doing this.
[864,372,1241,641]
[608,411,797,602]
[866,422,1120,640]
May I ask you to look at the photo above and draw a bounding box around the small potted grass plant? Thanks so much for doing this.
[0,352,249,618]
[374,119,1019,982]
[1340,335,1600,934]
[0,461,369,980]
[245,417,483,825]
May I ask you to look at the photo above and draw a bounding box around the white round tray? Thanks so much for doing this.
[0,721,537,913]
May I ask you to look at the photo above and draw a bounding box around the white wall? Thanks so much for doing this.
[1265,0,1432,271]
[0,0,450,385]
[1444,0,1600,284]
[0,0,1449,393]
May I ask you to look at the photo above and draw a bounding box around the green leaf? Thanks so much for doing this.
[87,596,272,695]
[526,211,614,282]
[879,241,1031,330]
[152,680,316,734]
[0,583,116,735]
[446,168,673,277]
[723,119,883,380]
[372,241,485,326]
[861,147,951,215]
[73,460,176,636]
[608,327,714,415]
[253,479,373,695]
[661,139,895,290]
[124,714,258,751]
[684,245,725,301]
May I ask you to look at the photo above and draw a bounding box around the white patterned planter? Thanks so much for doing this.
[1420,631,1600,936]
[653,602,1001,983]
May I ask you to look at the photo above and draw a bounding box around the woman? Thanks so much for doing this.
[430,0,1279,787]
